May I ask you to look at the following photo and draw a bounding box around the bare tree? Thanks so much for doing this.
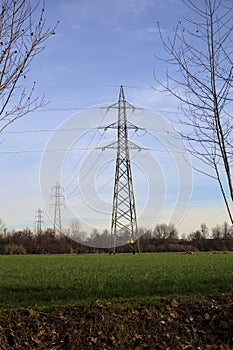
[200,222,209,238]
[69,220,86,242]
[221,221,231,239]
[153,223,178,240]
[155,0,233,223]
[0,217,5,232]
[0,0,58,132]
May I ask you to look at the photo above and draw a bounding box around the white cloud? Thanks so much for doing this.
[61,0,156,18]
[146,26,161,33]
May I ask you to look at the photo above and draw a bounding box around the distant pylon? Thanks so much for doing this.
[51,182,65,234]
[103,86,141,254]
[35,208,43,234]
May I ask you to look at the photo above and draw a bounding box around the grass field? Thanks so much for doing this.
[0,252,233,308]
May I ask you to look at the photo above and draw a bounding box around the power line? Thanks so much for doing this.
[38,107,84,111]
[63,129,106,192]
[0,147,100,154]
[69,173,115,209]
[1,127,87,134]
[1,125,180,135]
[63,108,111,192]
[66,158,115,202]
[68,151,139,206]
[0,146,187,155]
[65,149,107,199]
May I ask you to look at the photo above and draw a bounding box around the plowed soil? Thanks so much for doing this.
[0,295,233,349]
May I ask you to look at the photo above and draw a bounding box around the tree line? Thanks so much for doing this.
[0,222,233,255]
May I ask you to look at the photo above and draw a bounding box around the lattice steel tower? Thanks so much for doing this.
[51,182,64,234]
[35,208,43,234]
[106,86,140,254]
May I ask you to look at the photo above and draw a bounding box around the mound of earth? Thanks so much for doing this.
[0,295,232,349]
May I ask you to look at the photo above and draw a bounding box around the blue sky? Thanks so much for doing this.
[0,0,230,235]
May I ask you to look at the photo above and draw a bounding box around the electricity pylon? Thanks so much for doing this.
[103,86,141,254]
[51,182,64,234]
[35,208,43,234]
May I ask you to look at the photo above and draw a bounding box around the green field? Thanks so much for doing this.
[0,252,232,308]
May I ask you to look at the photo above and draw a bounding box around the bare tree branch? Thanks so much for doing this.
[155,0,233,223]
[0,0,59,132]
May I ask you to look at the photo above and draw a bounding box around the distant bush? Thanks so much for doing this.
[4,244,27,255]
